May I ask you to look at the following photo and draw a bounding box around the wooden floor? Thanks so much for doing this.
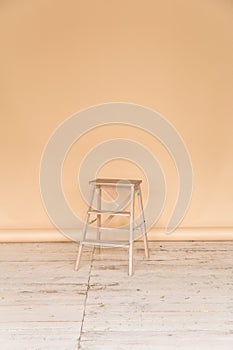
[0,241,233,349]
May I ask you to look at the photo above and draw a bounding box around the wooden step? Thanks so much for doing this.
[81,239,130,247]
[88,209,130,216]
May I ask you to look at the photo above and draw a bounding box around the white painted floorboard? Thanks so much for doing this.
[0,242,233,349]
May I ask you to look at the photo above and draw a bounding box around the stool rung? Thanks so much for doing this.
[88,209,130,216]
[81,239,129,247]
[99,227,129,232]
[99,224,142,232]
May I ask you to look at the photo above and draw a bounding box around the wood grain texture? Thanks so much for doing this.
[1,242,233,349]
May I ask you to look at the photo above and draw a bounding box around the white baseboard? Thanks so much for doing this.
[0,227,232,242]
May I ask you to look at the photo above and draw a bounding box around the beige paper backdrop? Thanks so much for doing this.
[0,0,232,232]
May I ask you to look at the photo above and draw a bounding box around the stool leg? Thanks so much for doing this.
[75,215,89,270]
[96,186,101,254]
[75,243,83,271]
[75,184,95,270]
[138,186,149,259]
[129,185,135,276]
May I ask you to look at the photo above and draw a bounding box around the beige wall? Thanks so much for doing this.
[0,0,233,233]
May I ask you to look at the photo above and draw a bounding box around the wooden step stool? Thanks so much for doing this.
[75,178,149,275]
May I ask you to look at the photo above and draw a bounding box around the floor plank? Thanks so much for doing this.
[0,243,91,349]
[0,322,80,350]
[82,241,233,349]
[1,241,233,349]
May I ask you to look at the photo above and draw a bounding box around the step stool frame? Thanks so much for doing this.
[75,178,149,276]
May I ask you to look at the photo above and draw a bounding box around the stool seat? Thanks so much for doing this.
[75,178,149,275]
[90,178,142,186]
